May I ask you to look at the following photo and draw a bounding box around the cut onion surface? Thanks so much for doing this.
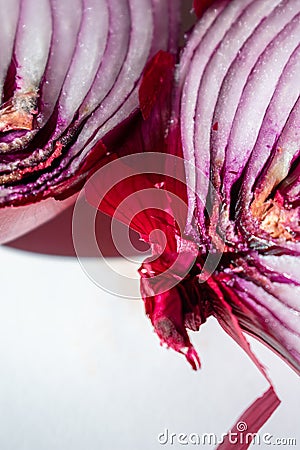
[0,0,180,243]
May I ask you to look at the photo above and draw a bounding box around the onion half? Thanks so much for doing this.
[0,0,180,243]
[174,0,300,373]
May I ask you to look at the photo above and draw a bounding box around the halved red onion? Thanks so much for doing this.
[0,0,180,243]
[171,0,300,374]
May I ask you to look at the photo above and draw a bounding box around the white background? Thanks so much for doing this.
[0,226,299,450]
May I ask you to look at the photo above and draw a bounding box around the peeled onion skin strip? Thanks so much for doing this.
[205,274,282,450]
[0,0,20,100]
[217,387,280,450]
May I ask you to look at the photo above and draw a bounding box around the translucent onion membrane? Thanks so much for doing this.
[0,0,180,243]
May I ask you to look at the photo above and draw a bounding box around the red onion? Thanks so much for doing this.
[174,0,300,372]
[82,0,299,444]
[0,0,180,243]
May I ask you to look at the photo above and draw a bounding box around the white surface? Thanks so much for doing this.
[0,245,299,450]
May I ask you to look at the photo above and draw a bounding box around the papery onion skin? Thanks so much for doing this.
[0,0,181,244]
